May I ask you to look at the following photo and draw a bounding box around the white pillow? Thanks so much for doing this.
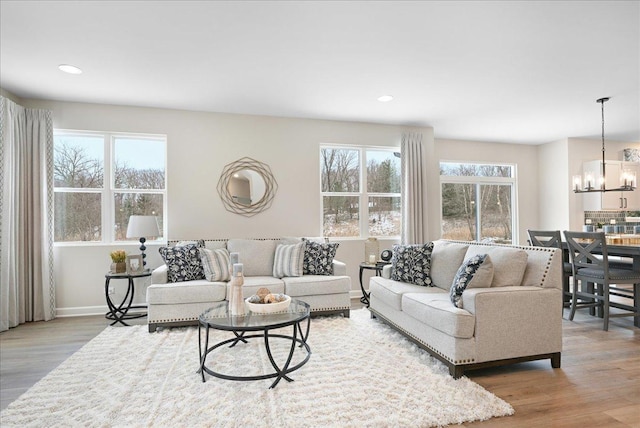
[463,246,528,287]
[199,248,231,282]
[273,242,305,278]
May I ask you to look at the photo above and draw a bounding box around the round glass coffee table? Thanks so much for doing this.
[198,299,311,389]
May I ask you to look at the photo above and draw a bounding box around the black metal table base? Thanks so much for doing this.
[104,275,147,326]
[198,318,311,389]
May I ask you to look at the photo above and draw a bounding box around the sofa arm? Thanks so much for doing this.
[151,264,169,284]
[382,264,392,279]
[463,286,562,362]
[332,260,347,276]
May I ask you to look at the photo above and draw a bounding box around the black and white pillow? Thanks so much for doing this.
[273,242,305,278]
[302,239,339,276]
[390,242,435,286]
[450,254,493,309]
[159,244,205,283]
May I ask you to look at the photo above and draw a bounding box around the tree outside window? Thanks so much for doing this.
[440,163,515,244]
[54,131,166,243]
[321,147,400,238]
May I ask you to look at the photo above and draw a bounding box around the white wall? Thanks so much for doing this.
[434,138,539,244]
[21,99,435,315]
[537,139,571,231]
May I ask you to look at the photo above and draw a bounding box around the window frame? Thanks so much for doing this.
[439,161,518,244]
[53,129,167,245]
[320,144,401,239]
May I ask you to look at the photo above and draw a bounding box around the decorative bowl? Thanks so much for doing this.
[245,295,291,314]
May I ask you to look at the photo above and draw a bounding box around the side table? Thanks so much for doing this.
[104,270,151,326]
[359,262,390,307]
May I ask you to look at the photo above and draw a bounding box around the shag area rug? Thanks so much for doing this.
[0,309,513,427]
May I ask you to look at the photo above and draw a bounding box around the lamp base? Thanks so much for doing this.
[139,237,147,267]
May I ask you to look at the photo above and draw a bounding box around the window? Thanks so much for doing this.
[54,130,166,243]
[440,162,516,244]
[321,146,400,238]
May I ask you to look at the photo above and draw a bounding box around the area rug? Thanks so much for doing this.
[0,309,513,427]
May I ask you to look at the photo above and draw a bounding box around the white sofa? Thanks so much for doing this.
[146,238,351,332]
[369,239,563,378]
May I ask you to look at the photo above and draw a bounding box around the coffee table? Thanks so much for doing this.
[198,299,311,389]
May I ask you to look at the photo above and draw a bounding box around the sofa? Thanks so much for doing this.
[369,239,563,378]
[146,237,351,332]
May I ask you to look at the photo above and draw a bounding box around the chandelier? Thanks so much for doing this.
[573,97,636,193]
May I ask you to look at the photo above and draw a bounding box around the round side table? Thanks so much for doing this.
[104,270,151,326]
[359,262,390,307]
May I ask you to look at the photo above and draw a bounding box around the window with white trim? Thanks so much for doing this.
[321,146,401,238]
[440,162,516,244]
[53,130,166,243]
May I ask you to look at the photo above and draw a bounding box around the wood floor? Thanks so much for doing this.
[1,305,639,427]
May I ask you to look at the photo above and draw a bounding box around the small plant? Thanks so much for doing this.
[110,250,126,263]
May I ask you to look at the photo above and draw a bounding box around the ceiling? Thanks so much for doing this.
[1,1,639,145]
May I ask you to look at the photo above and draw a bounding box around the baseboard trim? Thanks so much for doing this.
[56,306,108,317]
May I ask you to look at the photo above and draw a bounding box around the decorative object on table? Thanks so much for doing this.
[217,157,278,217]
[126,215,160,267]
[364,237,379,264]
[110,250,127,273]
[245,287,291,313]
[380,249,392,262]
[228,252,239,277]
[229,263,246,316]
[126,254,144,274]
[572,97,637,194]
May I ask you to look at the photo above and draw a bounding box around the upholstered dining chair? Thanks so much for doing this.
[527,230,572,308]
[563,231,640,331]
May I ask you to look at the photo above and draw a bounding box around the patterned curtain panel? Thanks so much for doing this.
[400,132,429,245]
[0,96,56,332]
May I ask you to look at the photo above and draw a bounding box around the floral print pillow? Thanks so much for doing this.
[159,244,205,283]
[302,240,339,275]
[390,242,435,286]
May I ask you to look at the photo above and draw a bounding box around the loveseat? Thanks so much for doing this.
[369,239,563,378]
[147,238,351,332]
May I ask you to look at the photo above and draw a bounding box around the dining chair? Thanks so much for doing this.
[527,230,572,308]
[563,231,640,331]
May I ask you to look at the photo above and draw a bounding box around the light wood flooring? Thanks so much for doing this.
[1,305,639,426]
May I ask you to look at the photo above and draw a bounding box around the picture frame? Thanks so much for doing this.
[126,255,144,274]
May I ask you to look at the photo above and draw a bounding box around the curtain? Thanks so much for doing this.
[0,96,55,332]
[400,132,429,244]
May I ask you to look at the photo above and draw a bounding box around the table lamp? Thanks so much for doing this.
[126,215,160,267]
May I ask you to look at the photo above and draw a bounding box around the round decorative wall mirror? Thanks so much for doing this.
[217,157,277,217]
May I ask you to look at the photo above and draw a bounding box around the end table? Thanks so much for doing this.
[359,262,390,307]
[104,270,151,326]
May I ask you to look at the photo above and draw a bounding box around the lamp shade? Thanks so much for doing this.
[126,215,160,239]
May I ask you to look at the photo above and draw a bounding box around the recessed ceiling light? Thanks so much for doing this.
[58,64,82,74]
[377,95,394,103]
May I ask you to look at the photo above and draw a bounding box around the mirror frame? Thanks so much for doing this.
[217,157,278,217]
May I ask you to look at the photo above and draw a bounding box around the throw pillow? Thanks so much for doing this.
[302,239,339,275]
[159,244,205,283]
[199,248,231,282]
[176,239,205,248]
[390,242,435,286]
[450,254,493,309]
[273,242,305,278]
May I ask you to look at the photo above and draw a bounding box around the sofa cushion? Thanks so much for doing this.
[226,276,285,299]
[450,254,493,309]
[369,276,441,311]
[227,239,278,277]
[390,242,435,286]
[273,242,305,278]
[303,240,339,275]
[464,245,528,287]
[199,248,231,282]
[283,275,350,297]
[146,280,226,304]
[402,292,476,339]
[159,244,205,283]
[430,241,469,290]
